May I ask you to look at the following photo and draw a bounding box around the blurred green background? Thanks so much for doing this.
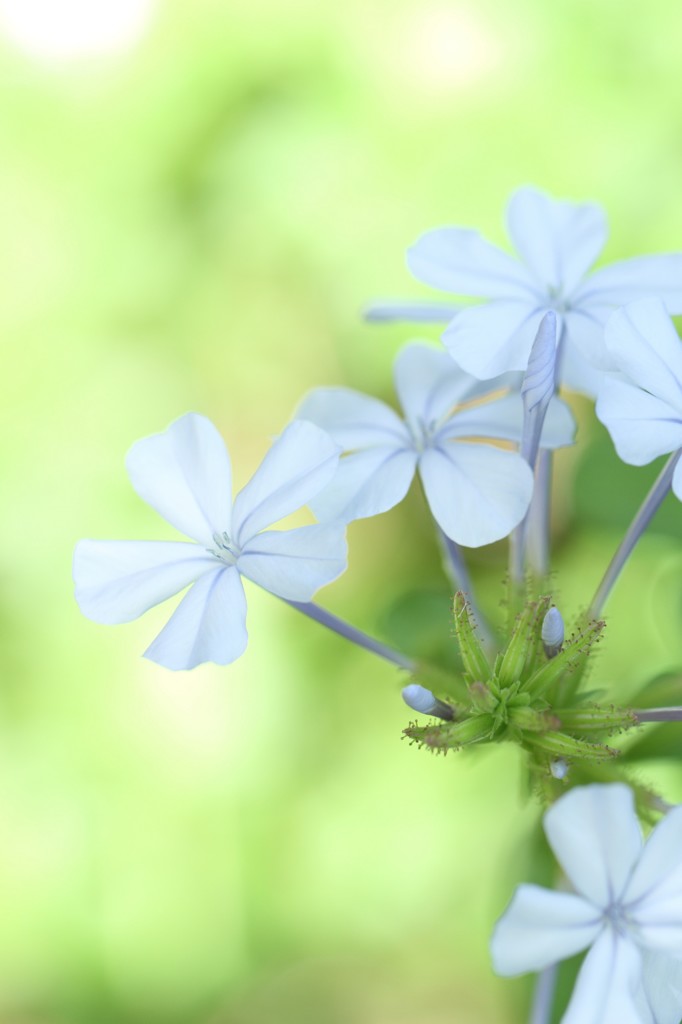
[2,0,682,1021]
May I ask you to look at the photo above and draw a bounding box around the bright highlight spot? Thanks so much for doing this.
[0,0,157,62]
[398,5,501,92]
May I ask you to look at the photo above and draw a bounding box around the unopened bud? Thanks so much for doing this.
[402,684,454,721]
[541,606,564,658]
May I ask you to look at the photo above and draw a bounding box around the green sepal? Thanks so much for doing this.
[509,706,561,733]
[403,713,495,752]
[468,681,497,714]
[523,730,619,762]
[522,619,605,701]
[553,706,637,735]
[453,592,491,684]
[497,596,551,688]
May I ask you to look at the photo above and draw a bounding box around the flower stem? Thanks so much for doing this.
[529,964,558,1024]
[284,600,415,671]
[435,527,495,651]
[588,450,681,618]
[634,707,682,723]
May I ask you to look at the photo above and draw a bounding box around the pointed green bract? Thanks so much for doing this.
[522,619,605,700]
[523,730,618,762]
[404,713,495,751]
[554,706,637,734]
[453,591,491,684]
[498,596,551,688]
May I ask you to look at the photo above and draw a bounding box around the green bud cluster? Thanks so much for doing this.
[403,591,639,788]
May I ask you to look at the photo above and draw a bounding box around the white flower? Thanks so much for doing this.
[491,784,682,1024]
[596,297,682,497]
[73,413,347,670]
[296,342,574,548]
[371,187,682,395]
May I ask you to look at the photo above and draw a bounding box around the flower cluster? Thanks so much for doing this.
[74,186,682,1022]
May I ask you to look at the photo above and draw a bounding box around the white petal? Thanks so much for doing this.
[407,227,532,298]
[559,334,610,397]
[562,930,643,1024]
[418,443,533,547]
[437,392,575,450]
[233,421,341,544]
[392,343,474,430]
[506,186,607,295]
[543,784,643,907]
[673,458,682,502]
[562,306,616,371]
[490,884,600,975]
[604,300,682,413]
[238,524,347,600]
[73,539,217,624]
[442,301,546,379]
[296,387,409,449]
[626,807,682,906]
[125,413,233,546]
[143,566,247,670]
[638,951,682,1024]
[596,378,682,465]
[308,446,417,522]
[364,300,459,322]
[576,254,682,312]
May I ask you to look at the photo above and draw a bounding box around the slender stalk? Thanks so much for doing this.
[634,707,682,723]
[529,964,558,1024]
[588,450,681,618]
[284,599,414,671]
[525,449,552,578]
[435,527,495,654]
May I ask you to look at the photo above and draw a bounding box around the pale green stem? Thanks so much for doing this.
[588,450,681,618]
[284,600,414,671]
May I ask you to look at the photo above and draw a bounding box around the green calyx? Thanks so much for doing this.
[402,591,638,774]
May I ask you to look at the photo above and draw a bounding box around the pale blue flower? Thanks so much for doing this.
[74,413,347,670]
[492,784,682,1024]
[370,187,682,395]
[596,298,682,499]
[296,343,574,548]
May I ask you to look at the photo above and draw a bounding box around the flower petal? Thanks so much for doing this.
[364,300,459,323]
[576,254,682,312]
[418,443,533,547]
[559,329,611,397]
[543,784,643,907]
[233,421,341,545]
[603,299,682,413]
[238,523,347,600]
[563,306,616,371]
[638,951,682,1024]
[437,393,575,450]
[673,458,682,503]
[309,446,418,522]
[296,387,409,449]
[596,378,682,465]
[490,884,600,975]
[73,539,217,624]
[623,806,682,941]
[125,413,233,546]
[562,930,643,1024]
[442,301,546,379]
[407,227,532,298]
[506,186,607,296]
[392,343,474,430]
[143,566,247,670]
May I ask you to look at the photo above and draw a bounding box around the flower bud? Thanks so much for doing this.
[541,606,565,658]
[401,684,454,721]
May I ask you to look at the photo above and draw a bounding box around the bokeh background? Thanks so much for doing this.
[2,0,682,1021]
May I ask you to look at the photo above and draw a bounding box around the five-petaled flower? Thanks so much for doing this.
[491,784,682,1024]
[73,413,347,670]
[370,186,682,395]
[596,297,682,498]
[297,342,574,547]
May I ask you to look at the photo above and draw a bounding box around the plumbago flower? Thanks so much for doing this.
[596,298,682,496]
[73,413,347,670]
[296,342,575,547]
[491,784,682,1024]
[369,187,682,395]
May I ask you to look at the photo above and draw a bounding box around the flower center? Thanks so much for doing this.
[603,901,632,937]
[207,531,240,566]
[409,415,438,453]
